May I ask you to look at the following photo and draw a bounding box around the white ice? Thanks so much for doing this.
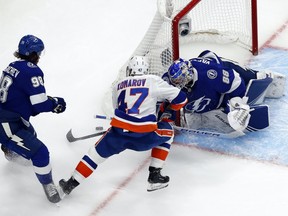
[0,0,288,216]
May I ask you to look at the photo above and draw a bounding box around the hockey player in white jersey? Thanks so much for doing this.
[59,56,187,197]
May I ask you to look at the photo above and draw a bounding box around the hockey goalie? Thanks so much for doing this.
[158,50,286,136]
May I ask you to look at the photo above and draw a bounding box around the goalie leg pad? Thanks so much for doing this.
[245,105,269,132]
[245,77,272,105]
[257,71,286,98]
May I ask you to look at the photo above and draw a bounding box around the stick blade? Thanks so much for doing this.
[66,129,77,142]
[66,129,106,142]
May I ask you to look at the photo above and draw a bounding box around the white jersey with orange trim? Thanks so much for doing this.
[111,74,187,133]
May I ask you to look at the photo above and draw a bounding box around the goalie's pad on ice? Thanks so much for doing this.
[245,77,272,105]
[244,105,269,132]
[181,103,269,137]
[257,71,286,99]
[245,71,286,105]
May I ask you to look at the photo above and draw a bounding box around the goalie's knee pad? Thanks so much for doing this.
[257,70,286,98]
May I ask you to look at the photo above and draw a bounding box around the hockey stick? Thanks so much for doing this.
[94,114,245,139]
[94,114,112,120]
[173,126,245,139]
[66,129,106,142]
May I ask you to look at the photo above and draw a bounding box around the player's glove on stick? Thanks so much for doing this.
[157,101,176,123]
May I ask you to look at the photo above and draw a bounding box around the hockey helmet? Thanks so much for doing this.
[17,35,44,56]
[168,58,193,88]
[126,56,149,76]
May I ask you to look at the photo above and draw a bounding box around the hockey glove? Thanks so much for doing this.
[49,96,66,113]
[227,97,251,131]
[157,102,176,123]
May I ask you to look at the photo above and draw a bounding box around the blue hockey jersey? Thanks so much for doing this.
[0,60,55,121]
[162,51,246,114]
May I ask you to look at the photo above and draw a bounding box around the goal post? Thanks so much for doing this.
[251,0,258,55]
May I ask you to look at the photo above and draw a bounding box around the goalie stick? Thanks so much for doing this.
[66,129,106,142]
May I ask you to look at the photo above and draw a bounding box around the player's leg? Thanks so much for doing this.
[0,121,61,203]
[60,123,175,196]
[183,110,236,133]
[146,122,174,192]
[59,127,122,196]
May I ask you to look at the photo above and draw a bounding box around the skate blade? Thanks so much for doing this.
[57,185,67,200]
[147,182,169,192]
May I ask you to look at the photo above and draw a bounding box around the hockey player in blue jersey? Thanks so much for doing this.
[58,56,187,197]
[161,50,285,134]
[0,35,66,203]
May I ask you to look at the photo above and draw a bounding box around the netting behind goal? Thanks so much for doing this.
[115,0,258,82]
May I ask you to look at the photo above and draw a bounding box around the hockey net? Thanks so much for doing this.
[114,0,258,82]
[103,0,258,117]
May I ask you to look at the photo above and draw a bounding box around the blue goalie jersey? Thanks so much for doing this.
[0,60,55,121]
[162,51,247,114]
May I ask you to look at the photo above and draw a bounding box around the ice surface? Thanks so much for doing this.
[0,0,288,216]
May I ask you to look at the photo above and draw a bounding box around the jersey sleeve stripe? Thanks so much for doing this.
[170,98,187,110]
[170,91,188,110]
[30,93,48,105]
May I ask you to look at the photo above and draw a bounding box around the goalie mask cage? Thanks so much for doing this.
[115,0,258,82]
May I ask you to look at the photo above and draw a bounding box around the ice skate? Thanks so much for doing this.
[59,177,79,197]
[147,166,169,192]
[42,181,61,203]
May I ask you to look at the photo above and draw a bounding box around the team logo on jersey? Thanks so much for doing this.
[27,62,37,68]
[207,69,217,79]
[185,96,211,113]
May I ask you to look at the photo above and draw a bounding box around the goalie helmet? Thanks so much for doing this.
[16,35,44,56]
[126,56,149,76]
[168,58,193,88]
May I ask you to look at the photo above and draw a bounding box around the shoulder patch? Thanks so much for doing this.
[207,69,217,79]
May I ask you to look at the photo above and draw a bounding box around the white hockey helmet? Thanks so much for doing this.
[126,56,149,76]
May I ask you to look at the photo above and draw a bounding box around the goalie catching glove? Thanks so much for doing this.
[227,97,251,132]
[48,96,66,113]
